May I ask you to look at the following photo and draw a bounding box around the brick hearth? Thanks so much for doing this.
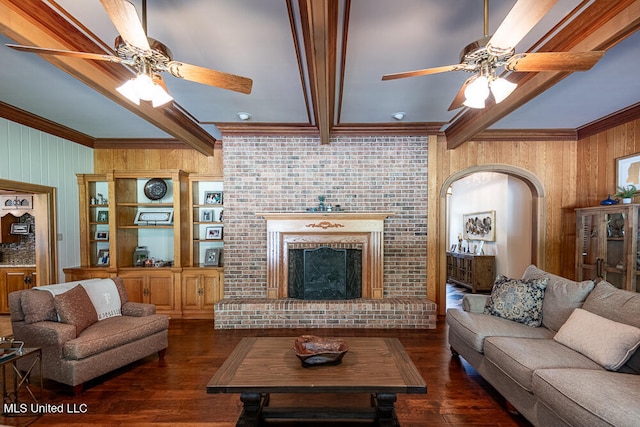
[214,297,437,329]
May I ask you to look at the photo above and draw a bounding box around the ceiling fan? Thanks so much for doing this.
[6,0,252,107]
[382,0,604,110]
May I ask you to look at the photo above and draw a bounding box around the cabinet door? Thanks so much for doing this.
[119,275,145,303]
[182,274,201,311]
[1,269,35,313]
[577,210,604,282]
[147,275,174,311]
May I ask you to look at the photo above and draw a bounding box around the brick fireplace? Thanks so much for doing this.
[215,135,436,329]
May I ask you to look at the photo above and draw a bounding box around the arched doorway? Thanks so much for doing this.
[437,165,546,314]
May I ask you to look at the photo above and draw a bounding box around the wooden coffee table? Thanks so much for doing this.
[206,337,426,426]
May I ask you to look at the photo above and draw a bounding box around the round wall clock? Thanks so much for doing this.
[143,178,168,200]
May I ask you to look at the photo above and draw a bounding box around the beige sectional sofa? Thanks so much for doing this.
[9,277,169,394]
[446,265,640,427]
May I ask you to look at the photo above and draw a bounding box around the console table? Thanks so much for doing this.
[446,251,495,293]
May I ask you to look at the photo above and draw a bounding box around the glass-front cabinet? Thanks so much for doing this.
[576,204,639,292]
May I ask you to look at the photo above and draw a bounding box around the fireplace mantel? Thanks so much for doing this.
[257,212,394,299]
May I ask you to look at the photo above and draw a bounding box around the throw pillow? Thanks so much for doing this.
[54,285,98,335]
[554,308,640,371]
[20,290,57,324]
[521,265,595,332]
[484,274,548,327]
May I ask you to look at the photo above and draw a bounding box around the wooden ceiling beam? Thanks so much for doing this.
[444,0,640,150]
[0,0,217,156]
[299,0,338,144]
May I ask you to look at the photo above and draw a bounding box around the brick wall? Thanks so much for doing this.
[222,136,429,299]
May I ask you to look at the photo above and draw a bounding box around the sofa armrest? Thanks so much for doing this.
[121,301,156,317]
[12,320,77,349]
[462,294,490,313]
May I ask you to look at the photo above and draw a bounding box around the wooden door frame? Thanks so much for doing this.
[0,179,57,284]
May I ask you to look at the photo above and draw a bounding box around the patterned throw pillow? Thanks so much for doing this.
[484,274,548,327]
[54,285,98,335]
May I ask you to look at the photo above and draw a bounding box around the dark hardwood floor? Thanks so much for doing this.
[2,318,532,427]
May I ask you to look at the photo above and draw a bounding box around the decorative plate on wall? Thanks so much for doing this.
[143,178,168,200]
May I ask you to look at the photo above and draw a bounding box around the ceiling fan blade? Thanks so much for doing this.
[6,44,124,63]
[382,65,461,81]
[488,0,558,54]
[447,76,475,111]
[168,61,252,94]
[505,51,605,72]
[100,0,151,54]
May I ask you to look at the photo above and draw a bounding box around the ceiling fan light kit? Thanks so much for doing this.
[116,72,173,107]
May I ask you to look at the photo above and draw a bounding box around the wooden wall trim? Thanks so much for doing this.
[577,102,640,139]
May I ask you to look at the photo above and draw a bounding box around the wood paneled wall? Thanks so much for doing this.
[427,135,580,314]
[576,118,640,207]
[93,146,223,174]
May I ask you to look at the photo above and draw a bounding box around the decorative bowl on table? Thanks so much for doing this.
[293,335,349,367]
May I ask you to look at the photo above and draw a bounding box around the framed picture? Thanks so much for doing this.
[204,191,223,205]
[201,209,213,222]
[463,211,495,242]
[97,249,110,266]
[96,209,109,223]
[95,231,109,240]
[205,226,223,240]
[10,223,29,234]
[134,209,174,225]
[203,248,220,266]
[616,153,640,189]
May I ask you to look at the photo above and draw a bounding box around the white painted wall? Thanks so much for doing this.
[0,118,93,281]
[448,172,532,278]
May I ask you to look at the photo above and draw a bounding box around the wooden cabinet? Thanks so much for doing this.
[0,214,20,244]
[68,170,225,319]
[446,252,495,293]
[119,269,180,317]
[1,267,36,313]
[181,268,224,319]
[576,205,639,292]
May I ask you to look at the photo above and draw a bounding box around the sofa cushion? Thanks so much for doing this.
[446,308,554,353]
[533,369,640,427]
[62,314,169,360]
[484,274,548,327]
[554,308,640,371]
[54,285,98,334]
[521,264,595,332]
[582,281,640,374]
[20,290,57,324]
[484,337,603,392]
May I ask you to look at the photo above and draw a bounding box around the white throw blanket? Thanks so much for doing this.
[36,278,122,320]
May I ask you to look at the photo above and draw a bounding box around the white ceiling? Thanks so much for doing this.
[0,0,638,144]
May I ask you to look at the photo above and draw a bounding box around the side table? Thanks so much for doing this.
[0,344,43,417]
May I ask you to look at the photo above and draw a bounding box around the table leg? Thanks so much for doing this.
[237,392,267,427]
[373,393,399,427]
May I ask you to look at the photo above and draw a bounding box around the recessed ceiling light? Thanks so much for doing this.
[237,112,251,121]
[392,112,406,121]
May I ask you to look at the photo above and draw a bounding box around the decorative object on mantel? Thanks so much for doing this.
[293,335,349,367]
[600,195,619,205]
[1,195,32,210]
[614,185,637,204]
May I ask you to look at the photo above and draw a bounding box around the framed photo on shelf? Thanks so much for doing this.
[10,223,29,234]
[134,209,174,225]
[201,209,213,222]
[205,226,223,240]
[204,191,223,205]
[463,210,495,242]
[616,152,640,189]
[95,231,109,241]
[97,249,110,266]
[96,209,109,223]
[203,248,220,266]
